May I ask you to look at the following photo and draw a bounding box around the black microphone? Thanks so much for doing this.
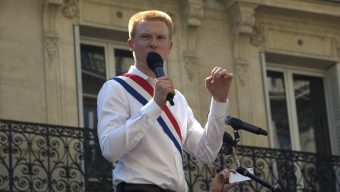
[237,167,283,192]
[225,116,268,136]
[223,132,234,155]
[223,132,234,145]
[146,52,174,106]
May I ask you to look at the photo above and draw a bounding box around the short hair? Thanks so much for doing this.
[128,10,173,40]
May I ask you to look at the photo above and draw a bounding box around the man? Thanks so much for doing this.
[97,10,233,192]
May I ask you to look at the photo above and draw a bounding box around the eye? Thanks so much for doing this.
[141,34,150,39]
[157,35,167,40]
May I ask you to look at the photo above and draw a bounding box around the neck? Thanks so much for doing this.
[135,64,156,78]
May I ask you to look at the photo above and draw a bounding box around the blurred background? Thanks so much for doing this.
[0,0,339,191]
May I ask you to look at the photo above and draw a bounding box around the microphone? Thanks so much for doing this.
[223,132,234,145]
[225,116,268,136]
[146,52,174,106]
[237,167,283,192]
[223,132,234,155]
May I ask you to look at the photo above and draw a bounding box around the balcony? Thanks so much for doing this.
[0,119,339,192]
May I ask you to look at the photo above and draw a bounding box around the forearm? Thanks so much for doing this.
[196,99,229,163]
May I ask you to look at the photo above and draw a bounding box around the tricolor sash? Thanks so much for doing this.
[112,74,183,156]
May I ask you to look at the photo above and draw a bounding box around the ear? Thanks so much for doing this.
[167,41,173,54]
[127,39,134,50]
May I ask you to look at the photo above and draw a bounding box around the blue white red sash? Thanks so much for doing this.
[112,74,183,156]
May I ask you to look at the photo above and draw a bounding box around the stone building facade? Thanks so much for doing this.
[1,0,340,156]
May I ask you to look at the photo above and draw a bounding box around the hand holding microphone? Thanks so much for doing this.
[147,52,175,106]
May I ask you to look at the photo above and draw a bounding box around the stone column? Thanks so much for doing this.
[43,0,63,125]
[43,0,79,126]
[181,0,204,120]
[225,0,268,147]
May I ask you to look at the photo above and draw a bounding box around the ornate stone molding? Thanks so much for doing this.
[183,50,198,80]
[226,1,258,39]
[181,0,204,81]
[182,0,204,52]
[44,0,78,20]
[62,0,79,19]
[250,24,265,47]
[185,0,204,27]
[43,1,63,124]
[43,0,62,64]
[44,34,59,64]
[235,59,249,86]
[44,0,62,33]
[186,27,199,54]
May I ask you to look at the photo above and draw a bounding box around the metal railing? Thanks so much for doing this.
[0,119,339,192]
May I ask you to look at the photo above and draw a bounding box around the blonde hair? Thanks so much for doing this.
[128,10,173,40]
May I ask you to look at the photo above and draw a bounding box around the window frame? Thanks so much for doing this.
[266,63,327,152]
[76,36,131,128]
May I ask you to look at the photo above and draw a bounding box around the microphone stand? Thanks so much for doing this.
[236,166,283,192]
[224,127,284,192]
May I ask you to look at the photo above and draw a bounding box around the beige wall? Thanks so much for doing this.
[0,0,79,125]
[1,0,340,148]
[0,0,46,122]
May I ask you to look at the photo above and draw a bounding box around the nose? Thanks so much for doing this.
[149,36,158,49]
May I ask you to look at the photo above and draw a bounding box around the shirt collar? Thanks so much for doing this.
[127,65,152,81]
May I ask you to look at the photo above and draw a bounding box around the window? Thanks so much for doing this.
[79,39,133,129]
[266,66,331,154]
[80,44,106,129]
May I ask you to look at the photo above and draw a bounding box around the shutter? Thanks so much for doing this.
[325,63,340,155]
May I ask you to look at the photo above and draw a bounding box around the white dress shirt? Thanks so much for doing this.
[97,66,229,192]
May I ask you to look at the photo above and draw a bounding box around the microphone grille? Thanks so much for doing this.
[225,116,231,124]
[224,116,243,129]
[223,132,234,145]
[146,52,163,70]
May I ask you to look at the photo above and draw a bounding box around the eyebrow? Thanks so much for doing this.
[136,32,168,37]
